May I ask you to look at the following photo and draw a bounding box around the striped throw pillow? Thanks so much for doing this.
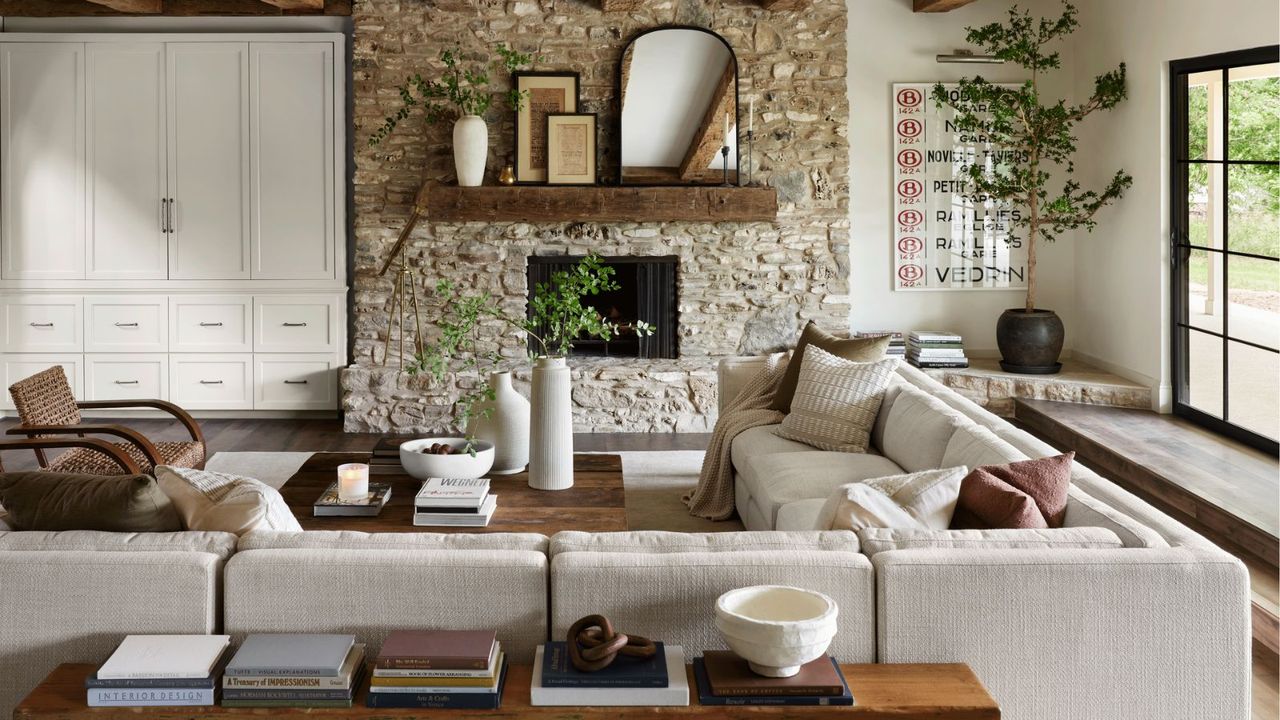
[775,345,898,453]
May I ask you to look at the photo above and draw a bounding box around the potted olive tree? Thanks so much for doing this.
[933,1,1132,373]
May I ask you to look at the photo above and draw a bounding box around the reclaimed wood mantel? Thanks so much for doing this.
[420,183,779,224]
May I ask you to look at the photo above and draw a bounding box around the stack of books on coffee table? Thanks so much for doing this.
[692,651,854,706]
[369,436,406,475]
[366,630,506,709]
[413,477,497,527]
[221,634,363,708]
[87,635,231,707]
[531,641,689,706]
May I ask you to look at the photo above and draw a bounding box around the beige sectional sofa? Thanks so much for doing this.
[0,357,1251,720]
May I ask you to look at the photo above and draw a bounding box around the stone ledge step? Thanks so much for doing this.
[921,358,1151,416]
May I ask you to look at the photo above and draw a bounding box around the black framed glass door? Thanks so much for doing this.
[1171,46,1280,455]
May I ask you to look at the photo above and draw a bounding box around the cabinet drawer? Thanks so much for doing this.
[1,297,82,352]
[254,354,336,410]
[170,295,252,352]
[170,354,252,409]
[86,354,167,401]
[0,354,83,410]
[254,295,337,352]
[85,296,168,352]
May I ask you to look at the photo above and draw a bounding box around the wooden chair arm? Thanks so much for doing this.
[0,438,142,474]
[77,399,205,445]
[6,424,162,468]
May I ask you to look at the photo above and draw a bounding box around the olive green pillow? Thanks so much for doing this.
[771,322,892,413]
[0,472,181,532]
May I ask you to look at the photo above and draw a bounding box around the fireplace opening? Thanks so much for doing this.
[527,255,679,359]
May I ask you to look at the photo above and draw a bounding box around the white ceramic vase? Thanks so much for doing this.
[468,371,531,475]
[453,114,488,187]
[528,357,574,491]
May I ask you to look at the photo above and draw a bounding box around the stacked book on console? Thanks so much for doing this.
[907,330,969,368]
[369,436,407,475]
[856,330,906,358]
[693,651,854,706]
[531,642,689,706]
[222,634,364,708]
[414,477,497,527]
[87,635,231,707]
[366,630,506,709]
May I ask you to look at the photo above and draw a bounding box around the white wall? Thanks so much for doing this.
[1070,0,1279,407]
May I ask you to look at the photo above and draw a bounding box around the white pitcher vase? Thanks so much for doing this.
[528,357,574,491]
[468,371,530,475]
[453,114,488,187]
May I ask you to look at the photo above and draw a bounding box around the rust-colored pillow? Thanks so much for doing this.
[771,322,891,413]
[951,468,1050,529]
[974,452,1074,528]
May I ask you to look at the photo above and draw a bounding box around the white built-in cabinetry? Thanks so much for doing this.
[0,33,346,414]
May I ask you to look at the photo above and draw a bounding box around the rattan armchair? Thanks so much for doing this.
[6,366,206,476]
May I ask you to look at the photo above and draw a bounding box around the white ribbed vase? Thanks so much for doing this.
[468,371,530,475]
[452,114,488,187]
[528,356,574,491]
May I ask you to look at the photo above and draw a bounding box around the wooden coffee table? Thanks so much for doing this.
[278,452,628,535]
[15,663,1000,719]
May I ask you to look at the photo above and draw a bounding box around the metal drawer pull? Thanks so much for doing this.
[199,380,224,385]
[282,322,308,327]
[284,380,309,385]
[199,322,224,327]
[28,322,53,327]
[114,380,139,385]
[114,322,139,328]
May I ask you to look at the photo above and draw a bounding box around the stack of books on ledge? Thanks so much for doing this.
[366,630,506,709]
[693,651,854,706]
[531,641,689,706]
[414,477,497,527]
[906,330,969,368]
[222,634,363,708]
[88,635,231,707]
[856,330,906,358]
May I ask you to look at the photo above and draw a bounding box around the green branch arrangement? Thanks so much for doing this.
[368,44,536,147]
[931,1,1132,312]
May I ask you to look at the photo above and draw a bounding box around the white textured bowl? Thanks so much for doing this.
[714,585,839,678]
[398,438,495,480]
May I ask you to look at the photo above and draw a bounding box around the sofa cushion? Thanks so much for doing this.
[952,468,1049,529]
[775,347,898,453]
[550,530,858,555]
[775,499,828,531]
[817,467,966,531]
[730,425,815,475]
[0,529,237,559]
[156,466,302,535]
[856,526,1125,556]
[878,385,969,471]
[940,423,1026,469]
[0,471,180,532]
[239,530,548,553]
[976,452,1074,528]
[739,451,905,527]
[771,322,890,412]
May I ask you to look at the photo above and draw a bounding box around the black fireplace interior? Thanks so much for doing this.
[526,255,679,359]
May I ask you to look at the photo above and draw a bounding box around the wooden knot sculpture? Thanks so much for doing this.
[566,614,658,672]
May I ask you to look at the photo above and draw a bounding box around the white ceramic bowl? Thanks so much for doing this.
[714,585,839,678]
[398,438,495,480]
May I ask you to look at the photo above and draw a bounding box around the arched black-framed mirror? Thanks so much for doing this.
[617,26,740,186]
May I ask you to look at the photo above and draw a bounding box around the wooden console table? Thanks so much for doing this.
[16,663,999,719]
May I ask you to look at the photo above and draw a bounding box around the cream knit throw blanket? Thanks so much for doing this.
[684,354,787,521]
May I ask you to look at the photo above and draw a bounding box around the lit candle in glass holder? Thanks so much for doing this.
[337,463,369,501]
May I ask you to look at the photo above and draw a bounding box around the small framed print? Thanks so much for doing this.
[545,113,597,185]
[513,71,580,183]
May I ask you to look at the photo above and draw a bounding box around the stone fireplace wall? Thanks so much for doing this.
[343,0,850,433]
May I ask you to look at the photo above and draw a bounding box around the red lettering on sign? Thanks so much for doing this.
[898,264,925,283]
[896,88,923,108]
[897,209,924,227]
[898,149,922,168]
[897,118,922,138]
[897,179,923,199]
[898,237,923,254]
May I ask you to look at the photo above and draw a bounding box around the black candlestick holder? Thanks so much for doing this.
[720,145,731,186]
[746,130,755,186]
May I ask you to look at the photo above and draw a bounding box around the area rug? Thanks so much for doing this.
[205,450,742,533]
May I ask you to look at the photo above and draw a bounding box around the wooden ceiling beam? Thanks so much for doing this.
[913,0,979,12]
[678,59,736,182]
[85,0,161,11]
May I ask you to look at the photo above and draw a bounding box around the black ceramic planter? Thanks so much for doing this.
[996,308,1064,374]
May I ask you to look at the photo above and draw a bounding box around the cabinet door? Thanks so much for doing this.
[166,42,250,280]
[1,43,85,280]
[250,42,334,280]
[86,43,168,279]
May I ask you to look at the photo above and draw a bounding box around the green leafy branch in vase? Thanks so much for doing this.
[368,43,537,147]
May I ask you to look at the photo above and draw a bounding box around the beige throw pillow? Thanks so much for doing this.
[816,466,967,531]
[775,346,898,453]
[155,466,302,535]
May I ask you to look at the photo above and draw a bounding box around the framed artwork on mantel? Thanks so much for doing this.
[545,113,597,185]
[514,72,580,183]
